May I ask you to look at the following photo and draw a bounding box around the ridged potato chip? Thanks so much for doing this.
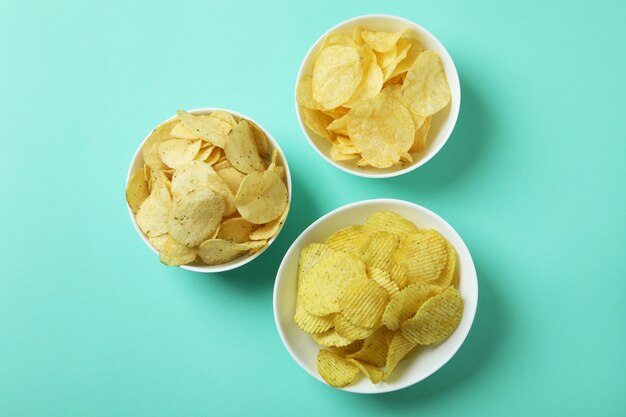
[197,239,265,265]
[294,309,334,334]
[158,139,202,169]
[362,210,419,237]
[382,284,440,330]
[330,340,364,356]
[430,241,457,289]
[362,231,399,271]
[126,169,150,213]
[317,349,360,388]
[217,217,257,243]
[401,287,464,345]
[401,50,451,117]
[224,120,265,174]
[149,234,197,266]
[368,267,400,298]
[385,331,417,380]
[235,170,288,224]
[312,329,355,348]
[136,177,171,237]
[348,326,391,367]
[348,358,385,384]
[334,314,375,340]
[394,229,448,283]
[326,225,371,257]
[312,45,363,109]
[339,279,389,328]
[176,110,233,148]
[168,189,224,247]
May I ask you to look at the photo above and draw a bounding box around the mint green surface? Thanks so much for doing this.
[1,0,625,415]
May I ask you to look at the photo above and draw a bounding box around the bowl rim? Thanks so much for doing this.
[126,107,292,273]
[294,13,461,179]
[273,198,478,393]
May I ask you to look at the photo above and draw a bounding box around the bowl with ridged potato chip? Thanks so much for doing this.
[273,199,477,393]
[126,108,291,273]
[295,14,461,178]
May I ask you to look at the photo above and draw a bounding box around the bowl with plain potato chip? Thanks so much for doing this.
[126,108,291,273]
[295,14,461,178]
[273,199,477,393]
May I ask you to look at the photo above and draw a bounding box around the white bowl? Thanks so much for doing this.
[126,108,292,273]
[295,14,461,179]
[273,199,477,393]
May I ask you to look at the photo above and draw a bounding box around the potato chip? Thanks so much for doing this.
[194,144,215,162]
[347,358,385,384]
[344,45,383,108]
[126,169,150,213]
[317,349,360,388]
[430,242,457,289]
[375,45,397,71]
[330,146,359,161]
[382,284,440,330]
[217,217,257,243]
[389,37,425,79]
[176,110,232,148]
[158,139,202,169]
[208,110,237,129]
[321,32,356,49]
[215,165,246,195]
[197,239,264,265]
[167,189,224,247]
[136,177,171,237]
[312,45,363,109]
[296,75,323,110]
[368,267,400,298]
[401,50,451,117]
[339,279,389,328]
[170,121,198,139]
[235,170,288,224]
[362,231,399,271]
[298,243,336,275]
[294,309,334,334]
[394,229,448,283]
[142,119,177,171]
[171,161,236,216]
[352,26,364,45]
[149,234,197,266]
[300,251,368,316]
[382,38,411,81]
[312,329,355,348]
[348,326,391,367]
[360,29,407,53]
[347,93,414,168]
[249,121,270,158]
[325,225,371,257]
[330,340,364,356]
[385,331,417,379]
[362,210,419,237]
[410,116,431,153]
[301,107,333,141]
[224,120,265,174]
[204,146,223,166]
[334,314,375,340]
[387,259,409,289]
[249,204,288,241]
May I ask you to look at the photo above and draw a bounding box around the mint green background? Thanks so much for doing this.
[1,0,625,415]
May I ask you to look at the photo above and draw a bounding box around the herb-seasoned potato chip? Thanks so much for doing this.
[312,45,363,109]
[430,242,457,289]
[362,210,419,237]
[215,164,246,195]
[312,329,355,348]
[339,279,389,328]
[170,121,198,139]
[326,225,371,257]
[217,217,257,243]
[249,204,289,241]
[136,177,171,237]
[167,189,224,247]
[382,284,440,330]
[348,326,391,367]
[394,229,448,283]
[176,110,233,148]
[294,309,335,334]
[149,234,197,266]
[235,170,288,224]
[224,120,265,174]
[368,267,400,299]
[401,50,451,117]
[317,349,360,388]
[334,314,375,340]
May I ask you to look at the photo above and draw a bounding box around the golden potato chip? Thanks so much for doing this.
[450,267,460,289]
[322,106,349,119]
[360,29,407,53]
[347,93,414,168]
[362,231,399,271]
[375,45,397,72]
[401,50,451,117]
[171,161,236,216]
[325,225,371,257]
[385,331,417,379]
[126,168,150,213]
[176,110,232,148]
[348,326,391,367]
[142,119,177,171]
[326,113,348,133]
[249,204,288,241]
[339,279,389,328]
[194,144,215,162]
[389,37,425,79]
[312,45,363,109]
[317,349,360,388]
[296,75,323,110]
[170,121,198,139]
[330,339,364,356]
[330,145,359,161]
[410,116,431,153]
[136,177,171,237]
[352,26,364,45]
[430,242,457,289]
[224,120,265,174]
[298,243,336,275]
[249,121,270,159]
[368,267,400,298]
[235,170,288,224]
[362,210,419,237]
[401,287,464,345]
[394,229,448,283]
[312,329,355,348]
[347,358,384,384]
[149,234,198,266]
[344,45,383,108]
[294,309,334,334]
[215,165,246,195]
[382,38,411,81]
[300,251,368,316]
[334,314,375,340]
[158,139,202,169]
[382,284,440,330]
[167,189,224,247]
[217,217,257,243]
[321,32,356,49]
[301,107,333,141]
[204,146,223,166]
[208,110,237,129]
[197,239,264,265]
[387,259,409,289]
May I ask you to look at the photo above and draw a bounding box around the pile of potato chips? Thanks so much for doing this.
[297,27,451,169]
[294,211,463,387]
[126,110,289,266]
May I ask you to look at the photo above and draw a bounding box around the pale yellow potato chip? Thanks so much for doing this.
[382,38,411,81]
[362,231,399,271]
[158,139,202,169]
[325,225,371,257]
[249,121,270,158]
[430,241,457,289]
[368,267,400,298]
[301,107,333,141]
[339,279,389,328]
[347,326,391,367]
[170,121,198,139]
[312,329,355,348]
[171,161,236,216]
[224,120,265,174]
[387,259,409,289]
[194,144,215,162]
[176,110,232,148]
[298,243,336,276]
[167,189,224,247]
[215,165,246,195]
[126,169,150,213]
[149,234,197,266]
[142,119,177,171]
[294,309,334,334]
[334,314,375,340]
[401,50,451,117]
[347,93,414,168]
[235,170,288,224]
[389,37,425,79]
[321,107,349,119]
[361,29,407,53]
[217,217,257,243]
[352,26,364,45]
[296,75,323,110]
[330,146,360,161]
[382,284,440,330]
[344,45,383,108]
[410,116,431,153]
[249,204,289,241]
[393,229,448,283]
[317,349,360,388]
[385,331,417,380]
[401,287,464,345]
[197,239,264,265]
[208,111,237,129]
[136,177,171,237]
[321,32,356,49]
[312,45,363,109]
[330,340,364,356]
[362,210,419,237]
[347,358,384,384]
